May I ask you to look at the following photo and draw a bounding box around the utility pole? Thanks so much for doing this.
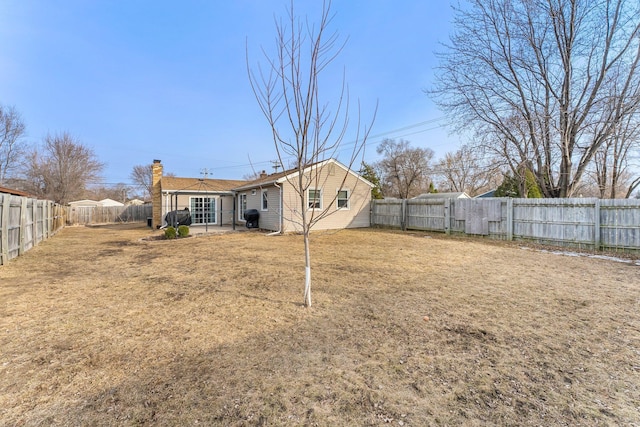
[200,168,211,179]
[271,160,281,173]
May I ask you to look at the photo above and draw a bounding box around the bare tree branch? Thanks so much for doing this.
[431,0,640,197]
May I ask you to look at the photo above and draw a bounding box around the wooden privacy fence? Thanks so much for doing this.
[65,204,153,225]
[0,194,65,265]
[371,198,640,253]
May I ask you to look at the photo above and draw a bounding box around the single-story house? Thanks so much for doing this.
[157,175,248,229]
[98,198,125,207]
[151,158,374,232]
[68,199,99,208]
[67,199,125,207]
[126,199,146,206]
[233,159,373,232]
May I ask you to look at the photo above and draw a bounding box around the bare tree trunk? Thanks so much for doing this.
[303,230,311,307]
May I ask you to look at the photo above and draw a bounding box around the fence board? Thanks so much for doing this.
[0,194,65,265]
[371,197,640,253]
[64,205,152,225]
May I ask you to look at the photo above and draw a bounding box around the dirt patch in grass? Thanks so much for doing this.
[1,224,639,426]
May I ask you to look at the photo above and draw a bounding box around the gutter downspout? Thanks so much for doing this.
[231,191,236,230]
[267,182,283,235]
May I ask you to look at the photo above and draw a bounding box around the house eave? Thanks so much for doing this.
[161,189,237,196]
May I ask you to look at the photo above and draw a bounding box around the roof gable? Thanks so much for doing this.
[98,198,124,206]
[233,159,373,191]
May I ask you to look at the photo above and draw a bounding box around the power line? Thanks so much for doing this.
[203,117,450,174]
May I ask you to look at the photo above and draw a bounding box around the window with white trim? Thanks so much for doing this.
[261,189,268,211]
[190,197,216,224]
[337,189,349,209]
[238,193,247,220]
[308,189,322,210]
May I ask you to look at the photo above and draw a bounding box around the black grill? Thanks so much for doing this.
[243,209,260,229]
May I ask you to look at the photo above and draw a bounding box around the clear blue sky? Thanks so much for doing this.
[0,0,463,185]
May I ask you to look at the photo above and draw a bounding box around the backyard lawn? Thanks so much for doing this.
[1,224,639,426]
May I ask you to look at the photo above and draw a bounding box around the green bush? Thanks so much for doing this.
[177,225,189,237]
[164,226,177,239]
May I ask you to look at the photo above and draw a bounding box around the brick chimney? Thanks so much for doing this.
[152,159,163,228]
[260,170,267,179]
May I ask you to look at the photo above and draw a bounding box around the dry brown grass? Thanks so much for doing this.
[1,223,639,426]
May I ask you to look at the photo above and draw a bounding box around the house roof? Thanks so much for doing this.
[413,192,470,199]
[98,198,124,207]
[233,158,374,191]
[233,169,291,191]
[161,177,248,194]
[68,199,99,206]
[126,198,146,205]
[475,189,497,198]
[0,185,33,197]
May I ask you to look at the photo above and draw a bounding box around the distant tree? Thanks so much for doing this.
[22,132,104,204]
[248,1,375,307]
[359,162,383,199]
[435,145,501,196]
[495,167,542,198]
[0,105,27,185]
[590,108,640,198]
[87,183,131,203]
[130,164,154,200]
[375,138,433,199]
[432,0,640,197]
[242,170,266,181]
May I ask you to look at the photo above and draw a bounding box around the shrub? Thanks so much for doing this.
[177,225,189,237]
[164,226,177,239]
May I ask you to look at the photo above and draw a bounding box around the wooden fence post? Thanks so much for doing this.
[31,198,37,244]
[1,194,9,265]
[506,198,514,241]
[594,199,601,251]
[19,197,27,255]
[444,198,451,235]
[401,199,407,231]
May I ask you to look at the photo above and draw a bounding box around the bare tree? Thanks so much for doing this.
[434,145,502,196]
[590,83,640,198]
[130,164,154,200]
[432,0,640,197]
[22,132,104,204]
[375,138,433,199]
[248,0,375,307]
[0,105,27,185]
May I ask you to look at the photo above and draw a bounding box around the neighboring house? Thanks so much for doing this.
[150,158,374,232]
[412,192,470,200]
[475,189,497,198]
[0,185,32,197]
[68,199,125,207]
[126,199,146,206]
[98,198,125,207]
[68,199,99,208]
